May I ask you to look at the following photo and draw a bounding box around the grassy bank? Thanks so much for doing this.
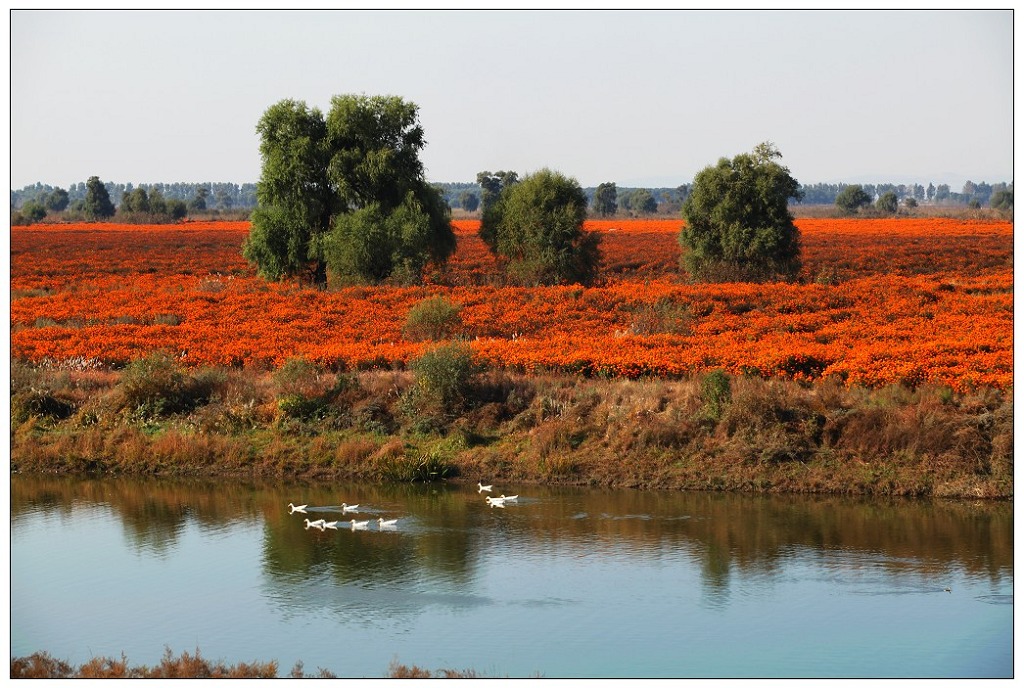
[10,355,1012,499]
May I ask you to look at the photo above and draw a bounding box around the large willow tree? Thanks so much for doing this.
[243,94,454,286]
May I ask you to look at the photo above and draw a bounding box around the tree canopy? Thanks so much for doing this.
[679,142,802,282]
[834,184,871,214]
[628,188,658,216]
[243,94,454,286]
[876,191,898,214]
[592,182,617,217]
[83,176,115,220]
[458,190,479,212]
[479,168,601,286]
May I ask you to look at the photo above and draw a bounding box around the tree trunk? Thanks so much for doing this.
[312,260,327,288]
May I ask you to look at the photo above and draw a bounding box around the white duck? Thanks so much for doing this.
[350,519,370,530]
[499,494,519,502]
[485,496,506,507]
[341,503,360,513]
[378,517,398,528]
[304,518,326,530]
[478,482,493,493]
[288,503,308,514]
[322,520,339,529]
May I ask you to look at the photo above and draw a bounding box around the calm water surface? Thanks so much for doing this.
[11,475,1013,678]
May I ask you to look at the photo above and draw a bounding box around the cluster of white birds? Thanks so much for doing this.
[478,482,519,508]
[288,503,399,531]
[287,481,519,528]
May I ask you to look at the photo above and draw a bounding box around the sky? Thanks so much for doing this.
[9,8,1015,191]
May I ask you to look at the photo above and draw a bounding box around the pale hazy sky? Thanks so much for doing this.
[9,8,1015,190]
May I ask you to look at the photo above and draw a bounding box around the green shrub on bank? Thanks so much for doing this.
[273,358,355,422]
[407,342,482,423]
[11,389,76,424]
[116,353,229,420]
[119,353,190,418]
[700,369,732,422]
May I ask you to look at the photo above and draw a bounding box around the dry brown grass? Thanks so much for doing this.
[11,648,285,679]
[9,363,1012,498]
[387,660,482,678]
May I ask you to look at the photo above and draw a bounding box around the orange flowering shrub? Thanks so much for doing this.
[10,218,1013,391]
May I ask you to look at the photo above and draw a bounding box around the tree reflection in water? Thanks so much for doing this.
[12,474,1012,603]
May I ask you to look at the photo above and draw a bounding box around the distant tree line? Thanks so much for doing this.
[11,181,258,216]
[13,177,1010,223]
[437,179,1011,216]
[798,181,1012,207]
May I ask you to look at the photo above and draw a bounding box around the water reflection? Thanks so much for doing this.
[12,476,1012,587]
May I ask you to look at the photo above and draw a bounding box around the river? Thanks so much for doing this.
[10,475,1013,678]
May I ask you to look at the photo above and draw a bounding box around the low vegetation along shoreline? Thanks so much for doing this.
[12,355,1012,499]
[10,648,478,679]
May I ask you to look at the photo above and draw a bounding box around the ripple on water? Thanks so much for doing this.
[975,594,1013,605]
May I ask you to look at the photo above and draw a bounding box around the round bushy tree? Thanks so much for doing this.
[680,142,802,282]
[629,188,658,216]
[834,184,872,214]
[20,200,47,223]
[876,191,898,214]
[480,168,601,286]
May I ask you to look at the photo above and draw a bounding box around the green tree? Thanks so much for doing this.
[83,176,115,220]
[243,94,453,286]
[480,168,601,286]
[990,188,1013,212]
[629,188,658,215]
[834,184,871,214]
[459,190,479,212]
[188,186,209,212]
[477,170,518,213]
[592,182,618,217]
[679,142,802,282]
[121,187,150,213]
[322,93,455,285]
[147,188,168,215]
[323,187,451,285]
[876,191,898,214]
[20,200,46,223]
[244,99,334,283]
[44,187,69,212]
[477,170,519,248]
[166,199,187,220]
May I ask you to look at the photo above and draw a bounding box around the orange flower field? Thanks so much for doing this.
[10,217,1013,392]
